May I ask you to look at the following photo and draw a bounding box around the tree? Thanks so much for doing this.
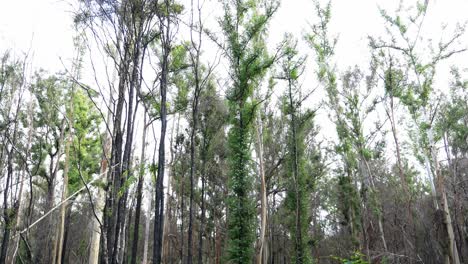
[217,0,279,261]
[374,53,415,252]
[278,36,314,264]
[30,73,69,264]
[153,2,183,263]
[2,0,468,262]
[0,52,28,263]
[197,81,229,263]
[186,0,218,261]
[307,0,362,251]
[370,1,466,262]
[76,0,162,262]
[437,68,468,263]
[64,89,102,263]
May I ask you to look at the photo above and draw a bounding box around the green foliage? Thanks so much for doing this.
[28,71,101,195]
[307,2,378,252]
[226,122,256,262]
[220,0,278,262]
[68,89,102,193]
[30,72,68,187]
[305,0,336,85]
[337,174,361,244]
[372,0,466,176]
[118,174,137,197]
[436,68,468,154]
[383,67,404,97]
[279,36,315,264]
[333,251,369,264]
[156,1,184,17]
[169,44,189,72]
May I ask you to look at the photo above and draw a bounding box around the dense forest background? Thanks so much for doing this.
[0,0,467,263]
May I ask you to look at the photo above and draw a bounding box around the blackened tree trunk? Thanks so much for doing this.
[130,112,148,264]
[187,72,200,264]
[153,2,172,262]
[197,136,207,264]
[60,199,74,264]
[104,43,129,263]
[0,142,15,262]
[187,1,203,259]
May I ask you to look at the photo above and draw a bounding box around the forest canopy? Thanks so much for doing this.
[0,0,467,263]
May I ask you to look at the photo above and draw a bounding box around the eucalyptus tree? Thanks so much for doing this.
[159,42,190,263]
[54,35,86,264]
[9,55,35,264]
[185,0,219,261]
[257,96,289,263]
[129,110,148,264]
[152,2,184,262]
[0,52,28,263]
[195,80,229,263]
[339,68,389,256]
[253,80,272,264]
[372,52,415,233]
[370,1,466,262]
[216,0,279,261]
[89,109,112,264]
[277,36,315,264]
[307,0,363,252]
[131,34,189,264]
[29,73,69,264]
[436,69,468,263]
[61,89,102,263]
[75,0,162,262]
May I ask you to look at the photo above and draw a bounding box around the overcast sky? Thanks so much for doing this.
[1,0,467,71]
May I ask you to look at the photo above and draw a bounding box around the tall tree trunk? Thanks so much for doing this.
[105,44,129,264]
[430,130,460,264]
[89,110,112,264]
[385,94,415,256]
[362,158,388,252]
[180,156,185,263]
[11,87,35,263]
[60,199,74,264]
[35,120,66,264]
[187,100,198,264]
[255,113,267,264]
[114,60,138,264]
[153,3,171,261]
[0,86,24,263]
[122,194,135,264]
[130,113,148,264]
[187,1,204,261]
[142,189,152,264]
[162,114,177,262]
[287,77,304,263]
[187,59,201,264]
[197,138,207,264]
[55,79,75,264]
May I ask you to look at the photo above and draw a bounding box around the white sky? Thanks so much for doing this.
[1,0,467,70]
